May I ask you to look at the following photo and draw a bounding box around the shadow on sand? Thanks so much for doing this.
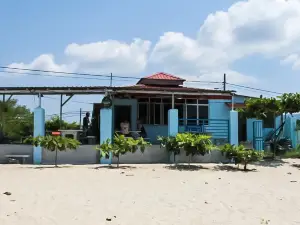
[22,165,74,170]
[291,164,300,169]
[254,158,288,168]
[93,165,137,170]
[164,164,209,171]
[213,165,257,172]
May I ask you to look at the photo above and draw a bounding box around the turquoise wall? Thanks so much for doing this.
[112,98,137,131]
[209,99,230,120]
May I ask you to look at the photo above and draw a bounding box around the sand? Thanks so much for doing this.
[1,160,300,225]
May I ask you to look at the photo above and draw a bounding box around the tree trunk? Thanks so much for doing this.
[55,149,58,167]
[243,162,247,171]
[117,155,120,168]
[188,155,191,167]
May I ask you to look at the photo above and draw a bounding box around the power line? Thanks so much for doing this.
[0,66,141,80]
[1,66,286,96]
[43,96,94,105]
[227,83,282,95]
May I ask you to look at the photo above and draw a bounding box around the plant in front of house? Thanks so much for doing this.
[158,136,181,163]
[176,133,213,165]
[97,134,151,168]
[220,144,264,171]
[158,133,213,165]
[26,135,80,167]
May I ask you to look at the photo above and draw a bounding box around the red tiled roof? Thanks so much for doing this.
[143,72,185,81]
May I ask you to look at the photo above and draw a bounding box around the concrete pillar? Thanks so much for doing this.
[168,109,178,137]
[33,107,45,164]
[230,110,238,145]
[100,108,113,164]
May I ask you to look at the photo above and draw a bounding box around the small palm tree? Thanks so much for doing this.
[27,135,80,167]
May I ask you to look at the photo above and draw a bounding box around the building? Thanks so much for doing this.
[0,72,253,165]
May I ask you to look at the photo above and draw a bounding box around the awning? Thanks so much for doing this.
[225,103,246,108]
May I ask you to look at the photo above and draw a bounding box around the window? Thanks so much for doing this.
[138,103,148,124]
[198,105,209,125]
[163,104,172,125]
[150,103,161,124]
[137,98,209,125]
[186,105,197,125]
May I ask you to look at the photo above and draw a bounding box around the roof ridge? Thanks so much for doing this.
[143,72,185,80]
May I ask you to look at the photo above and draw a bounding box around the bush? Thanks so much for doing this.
[26,135,80,167]
[220,144,264,171]
[158,133,213,164]
[97,134,151,167]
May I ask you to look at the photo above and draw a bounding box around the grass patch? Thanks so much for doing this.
[282,150,300,159]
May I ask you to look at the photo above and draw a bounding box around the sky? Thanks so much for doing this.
[1,0,300,122]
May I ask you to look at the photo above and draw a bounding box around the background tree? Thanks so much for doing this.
[45,115,80,131]
[0,99,33,141]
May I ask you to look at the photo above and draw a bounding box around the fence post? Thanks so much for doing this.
[33,107,45,164]
[168,109,178,137]
[229,110,238,145]
[100,108,113,164]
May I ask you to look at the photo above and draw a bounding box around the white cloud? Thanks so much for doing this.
[7,0,300,84]
[150,0,300,84]
[65,38,151,74]
[280,53,300,69]
[198,0,300,59]
[6,54,72,75]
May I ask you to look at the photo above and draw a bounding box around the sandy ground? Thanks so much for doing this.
[1,160,300,225]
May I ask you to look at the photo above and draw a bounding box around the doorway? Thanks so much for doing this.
[114,105,131,130]
[238,112,247,142]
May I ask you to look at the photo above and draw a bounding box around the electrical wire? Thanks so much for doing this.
[1,66,285,98]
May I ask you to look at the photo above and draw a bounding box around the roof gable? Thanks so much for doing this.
[137,72,185,86]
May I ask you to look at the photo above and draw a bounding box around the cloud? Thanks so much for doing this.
[64,38,151,74]
[6,54,73,75]
[150,0,300,84]
[7,0,300,84]
[198,0,300,58]
[280,53,300,69]
[7,39,151,76]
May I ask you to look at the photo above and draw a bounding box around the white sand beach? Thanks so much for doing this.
[1,160,300,225]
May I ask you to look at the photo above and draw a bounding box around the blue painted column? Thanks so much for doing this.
[100,108,113,164]
[230,110,238,145]
[33,107,45,164]
[168,109,178,136]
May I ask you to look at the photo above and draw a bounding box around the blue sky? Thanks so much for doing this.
[1,0,300,122]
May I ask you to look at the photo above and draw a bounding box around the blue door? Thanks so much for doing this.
[253,120,263,150]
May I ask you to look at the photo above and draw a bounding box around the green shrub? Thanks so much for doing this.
[220,144,264,171]
[96,134,151,167]
[26,135,80,167]
[158,133,213,164]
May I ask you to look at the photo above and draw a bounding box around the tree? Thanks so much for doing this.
[220,144,264,171]
[97,134,151,167]
[45,115,80,131]
[158,133,213,165]
[0,99,33,142]
[240,94,300,157]
[242,93,300,119]
[27,135,80,167]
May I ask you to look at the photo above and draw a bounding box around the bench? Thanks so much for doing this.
[5,155,30,164]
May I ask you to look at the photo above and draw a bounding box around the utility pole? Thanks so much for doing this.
[79,108,82,129]
[223,73,226,91]
[110,73,113,87]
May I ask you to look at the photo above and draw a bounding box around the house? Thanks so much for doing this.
[0,72,256,164]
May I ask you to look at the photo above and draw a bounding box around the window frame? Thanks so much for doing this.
[137,98,209,125]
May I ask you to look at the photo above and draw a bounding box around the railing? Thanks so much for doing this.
[179,119,230,145]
